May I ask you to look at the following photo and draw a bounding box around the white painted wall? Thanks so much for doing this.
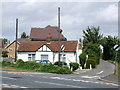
[53,52,77,65]
[18,52,35,61]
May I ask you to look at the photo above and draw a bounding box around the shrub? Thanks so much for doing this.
[69,62,79,71]
[54,61,67,66]
[84,43,101,65]
[16,59,42,70]
[56,67,73,74]
[86,59,96,69]
[16,59,25,68]
[79,51,86,69]
[40,64,59,73]
[2,61,14,67]
[39,64,72,74]
[23,61,42,70]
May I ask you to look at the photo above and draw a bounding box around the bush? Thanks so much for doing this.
[16,59,25,68]
[88,54,99,65]
[84,43,101,65]
[2,61,14,67]
[86,59,96,69]
[56,67,72,74]
[40,64,59,73]
[69,62,79,71]
[40,64,72,74]
[54,61,67,66]
[2,59,72,74]
[79,51,86,69]
[23,61,41,70]
[16,59,42,70]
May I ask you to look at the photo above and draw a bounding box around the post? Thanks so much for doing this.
[15,18,18,62]
[58,7,61,66]
[114,51,117,74]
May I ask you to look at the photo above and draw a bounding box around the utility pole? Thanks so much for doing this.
[58,7,61,66]
[15,18,18,62]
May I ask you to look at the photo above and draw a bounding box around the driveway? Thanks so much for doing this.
[75,59,115,78]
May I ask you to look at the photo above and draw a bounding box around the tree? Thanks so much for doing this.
[83,26,103,47]
[84,43,101,64]
[20,32,29,38]
[3,38,9,45]
[101,36,118,60]
[2,51,8,58]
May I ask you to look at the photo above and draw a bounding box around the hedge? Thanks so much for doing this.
[79,52,86,69]
[69,62,79,71]
[2,60,72,74]
[86,59,96,69]
[54,61,67,66]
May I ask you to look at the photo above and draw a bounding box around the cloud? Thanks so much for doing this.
[2,2,118,42]
[96,3,118,23]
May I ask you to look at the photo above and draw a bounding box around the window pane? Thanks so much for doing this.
[28,57,31,61]
[32,54,35,61]
[41,55,48,60]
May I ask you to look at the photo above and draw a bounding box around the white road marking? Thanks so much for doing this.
[97,71,103,75]
[34,81,85,88]
[50,76,118,86]
[81,76,99,79]
[2,76,17,80]
[2,83,28,88]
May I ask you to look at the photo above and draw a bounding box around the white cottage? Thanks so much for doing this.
[17,41,81,65]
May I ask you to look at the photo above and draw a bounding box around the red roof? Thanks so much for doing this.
[30,25,67,41]
[18,41,78,52]
[5,38,30,49]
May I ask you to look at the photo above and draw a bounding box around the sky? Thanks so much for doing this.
[1,1,119,42]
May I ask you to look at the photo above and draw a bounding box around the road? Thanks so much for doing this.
[1,69,118,88]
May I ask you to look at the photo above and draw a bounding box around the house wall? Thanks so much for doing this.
[17,51,77,65]
[76,42,82,64]
[18,52,36,61]
[53,52,77,65]
[5,42,20,58]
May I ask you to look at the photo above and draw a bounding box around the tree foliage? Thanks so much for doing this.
[2,51,8,58]
[20,32,29,38]
[101,36,119,60]
[83,26,103,47]
[3,38,9,45]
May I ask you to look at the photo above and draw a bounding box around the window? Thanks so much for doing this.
[28,54,35,61]
[41,55,48,60]
[60,54,66,62]
[9,48,13,52]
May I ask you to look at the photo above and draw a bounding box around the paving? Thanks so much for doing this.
[74,59,119,85]
[99,74,120,85]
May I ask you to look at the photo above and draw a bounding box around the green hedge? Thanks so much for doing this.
[2,60,72,74]
[69,62,79,71]
[2,61,14,67]
[54,61,67,66]
[79,52,86,69]
[86,59,96,69]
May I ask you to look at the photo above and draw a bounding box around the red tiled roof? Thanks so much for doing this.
[17,38,30,43]
[5,38,30,49]
[30,25,67,41]
[18,41,78,52]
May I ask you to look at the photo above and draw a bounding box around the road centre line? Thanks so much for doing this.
[97,71,103,75]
